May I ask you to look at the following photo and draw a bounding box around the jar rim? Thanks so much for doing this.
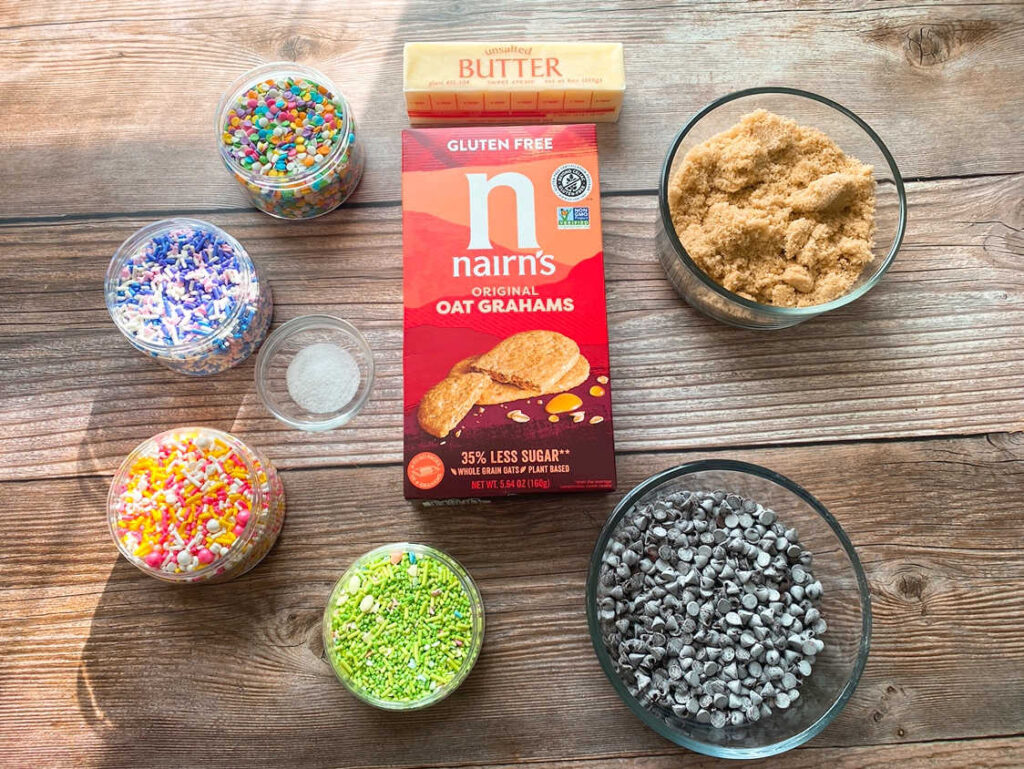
[106,426,268,581]
[215,61,354,188]
[658,86,907,318]
[105,218,257,356]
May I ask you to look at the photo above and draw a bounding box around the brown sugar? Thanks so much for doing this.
[667,109,877,307]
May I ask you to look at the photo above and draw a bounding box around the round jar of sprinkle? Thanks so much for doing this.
[323,543,485,710]
[107,426,286,584]
[216,62,365,219]
[105,218,273,376]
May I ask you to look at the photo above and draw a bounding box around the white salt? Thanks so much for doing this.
[286,342,360,414]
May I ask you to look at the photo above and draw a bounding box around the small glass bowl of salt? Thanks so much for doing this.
[255,314,374,431]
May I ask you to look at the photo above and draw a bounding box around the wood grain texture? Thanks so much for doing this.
[2,0,1024,766]
[430,739,1024,769]
[2,174,1023,480]
[2,435,1023,769]
[0,0,1022,218]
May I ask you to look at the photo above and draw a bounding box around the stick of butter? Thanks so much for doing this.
[403,42,625,125]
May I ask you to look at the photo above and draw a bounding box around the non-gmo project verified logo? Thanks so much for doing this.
[557,206,590,230]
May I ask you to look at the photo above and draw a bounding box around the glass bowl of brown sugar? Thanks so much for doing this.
[656,87,907,330]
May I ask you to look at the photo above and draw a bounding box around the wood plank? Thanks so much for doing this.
[2,175,1023,480]
[2,434,1023,768]
[3,3,1023,767]
[1,0,1022,218]
[437,738,1024,769]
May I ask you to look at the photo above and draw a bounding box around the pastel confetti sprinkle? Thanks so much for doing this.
[222,77,343,178]
[218,66,364,219]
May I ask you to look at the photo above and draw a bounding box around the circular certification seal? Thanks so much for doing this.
[407,451,445,490]
[551,163,593,202]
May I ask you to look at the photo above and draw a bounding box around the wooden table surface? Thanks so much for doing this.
[2,1,1023,767]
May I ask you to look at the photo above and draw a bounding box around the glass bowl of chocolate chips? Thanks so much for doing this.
[586,459,870,758]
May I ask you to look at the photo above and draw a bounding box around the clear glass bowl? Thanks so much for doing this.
[322,543,485,710]
[657,87,907,329]
[107,426,286,584]
[216,62,365,219]
[255,314,374,431]
[586,460,870,758]
[105,218,273,375]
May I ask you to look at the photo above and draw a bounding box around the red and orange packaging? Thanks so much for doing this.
[402,123,616,500]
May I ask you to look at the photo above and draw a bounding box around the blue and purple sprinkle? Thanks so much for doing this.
[112,226,245,348]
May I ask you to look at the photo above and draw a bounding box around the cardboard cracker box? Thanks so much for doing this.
[401,123,616,500]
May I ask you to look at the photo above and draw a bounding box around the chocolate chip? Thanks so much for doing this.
[597,489,826,730]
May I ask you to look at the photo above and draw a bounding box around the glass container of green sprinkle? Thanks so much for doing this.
[216,61,365,219]
[322,543,485,710]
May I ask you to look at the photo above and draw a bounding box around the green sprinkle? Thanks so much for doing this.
[327,551,474,703]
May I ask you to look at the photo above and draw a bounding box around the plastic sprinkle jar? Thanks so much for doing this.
[323,543,485,710]
[107,427,285,584]
[105,218,273,376]
[216,62,365,219]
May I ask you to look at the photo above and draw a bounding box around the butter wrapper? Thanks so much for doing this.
[403,42,625,125]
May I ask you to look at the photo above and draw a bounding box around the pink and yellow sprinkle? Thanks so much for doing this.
[112,429,253,574]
